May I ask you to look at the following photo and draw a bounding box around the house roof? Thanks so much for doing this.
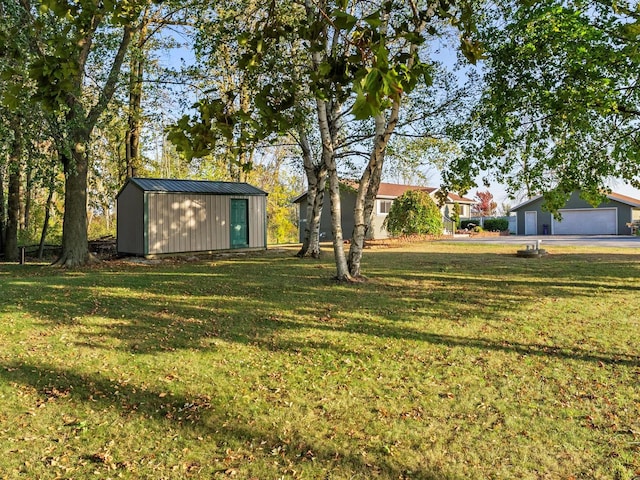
[293,181,474,204]
[120,177,268,197]
[607,192,640,207]
[376,183,436,198]
[445,191,475,204]
[512,191,640,211]
[510,195,543,211]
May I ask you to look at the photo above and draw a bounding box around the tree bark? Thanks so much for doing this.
[347,4,422,278]
[0,161,6,254]
[23,166,32,231]
[348,103,400,278]
[38,171,56,259]
[54,142,92,267]
[296,130,327,258]
[54,24,134,266]
[126,19,147,179]
[5,122,22,262]
[317,99,350,280]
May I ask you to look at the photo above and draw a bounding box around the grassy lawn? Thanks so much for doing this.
[0,242,639,479]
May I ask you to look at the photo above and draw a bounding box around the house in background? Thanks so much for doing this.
[511,190,640,235]
[293,182,475,241]
[117,178,268,257]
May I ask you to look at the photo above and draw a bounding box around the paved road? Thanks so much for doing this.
[443,235,640,248]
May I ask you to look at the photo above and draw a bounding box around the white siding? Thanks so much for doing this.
[552,208,617,235]
[525,211,537,235]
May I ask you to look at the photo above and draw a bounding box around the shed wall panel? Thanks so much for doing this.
[248,196,266,248]
[116,184,145,255]
[118,179,267,256]
[208,195,230,250]
[143,192,265,254]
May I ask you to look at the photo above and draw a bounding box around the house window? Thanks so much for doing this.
[378,200,392,215]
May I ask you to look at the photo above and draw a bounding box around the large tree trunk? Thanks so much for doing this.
[296,130,327,258]
[5,122,22,262]
[54,25,133,266]
[54,144,92,267]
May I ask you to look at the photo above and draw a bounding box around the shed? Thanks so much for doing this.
[116,178,268,256]
[511,190,640,235]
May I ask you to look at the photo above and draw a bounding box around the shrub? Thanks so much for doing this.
[483,218,509,231]
[473,225,483,233]
[451,202,461,228]
[384,190,443,236]
[460,220,477,230]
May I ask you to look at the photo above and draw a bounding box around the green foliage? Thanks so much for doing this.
[460,219,477,230]
[245,162,300,245]
[483,218,509,231]
[444,0,640,212]
[88,216,115,240]
[383,190,443,236]
[451,202,461,227]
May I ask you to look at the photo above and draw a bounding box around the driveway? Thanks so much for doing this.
[444,235,640,248]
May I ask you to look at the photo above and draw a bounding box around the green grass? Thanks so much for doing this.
[0,242,639,479]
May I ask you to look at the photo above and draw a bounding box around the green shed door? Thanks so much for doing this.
[230,199,249,248]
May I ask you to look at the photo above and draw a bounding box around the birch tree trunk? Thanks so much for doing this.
[303,0,351,279]
[347,3,423,278]
[317,98,350,280]
[348,102,401,278]
[296,130,327,258]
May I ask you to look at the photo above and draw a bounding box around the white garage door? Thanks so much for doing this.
[552,208,617,235]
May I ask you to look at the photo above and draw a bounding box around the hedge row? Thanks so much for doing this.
[460,218,510,231]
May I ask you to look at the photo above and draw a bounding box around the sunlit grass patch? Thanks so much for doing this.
[0,243,638,478]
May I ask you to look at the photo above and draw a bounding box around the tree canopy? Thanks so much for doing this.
[443,0,640,211]
[3,0,640,273]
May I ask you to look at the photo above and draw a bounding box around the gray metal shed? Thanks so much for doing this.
[116,178,268,256]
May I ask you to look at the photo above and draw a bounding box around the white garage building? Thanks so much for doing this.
[512,191,640,236]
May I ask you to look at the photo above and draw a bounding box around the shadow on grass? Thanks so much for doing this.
[0,360,457,479]
[2,251,638,366]
[251,317,640,368]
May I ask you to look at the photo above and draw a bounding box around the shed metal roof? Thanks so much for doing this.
[125,177,267,196]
